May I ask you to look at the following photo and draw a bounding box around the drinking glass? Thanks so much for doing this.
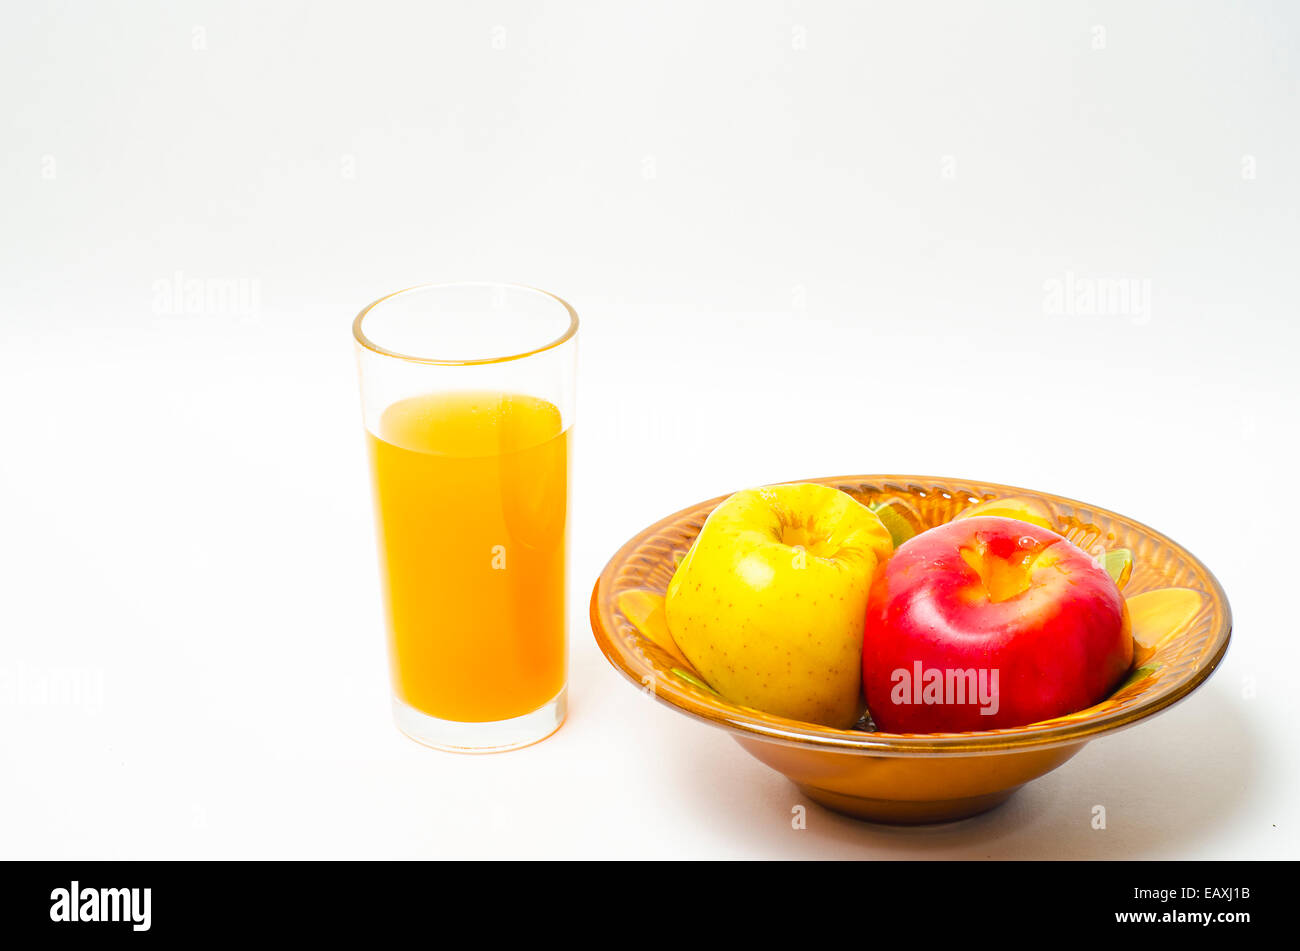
[354,283,577,752]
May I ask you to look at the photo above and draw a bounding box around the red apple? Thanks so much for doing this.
[862,516,1132,732]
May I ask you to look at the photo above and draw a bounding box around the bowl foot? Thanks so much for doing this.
[796,783,1018,824]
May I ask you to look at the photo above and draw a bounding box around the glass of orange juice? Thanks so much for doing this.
[353,283,577,752]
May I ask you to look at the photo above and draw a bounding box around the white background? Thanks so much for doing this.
[2,1,1297,859]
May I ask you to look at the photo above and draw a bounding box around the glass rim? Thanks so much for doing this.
[352,281,579,366]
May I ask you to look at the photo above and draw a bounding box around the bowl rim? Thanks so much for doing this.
[590,474,1233,756]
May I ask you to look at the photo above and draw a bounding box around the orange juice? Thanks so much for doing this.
[367,390,568,723]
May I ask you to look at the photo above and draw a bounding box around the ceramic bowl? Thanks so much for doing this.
[589,476,1231,823]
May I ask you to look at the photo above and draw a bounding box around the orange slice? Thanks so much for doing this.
[1127,587,1203,667]
[953,496,1056,531]
[616,589,692,668]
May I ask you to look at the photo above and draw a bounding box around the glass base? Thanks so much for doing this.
[391,688,566,753]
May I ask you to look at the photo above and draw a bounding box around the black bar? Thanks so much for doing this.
[1,860,1285,939]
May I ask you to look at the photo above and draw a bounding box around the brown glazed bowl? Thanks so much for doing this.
[589,476,1231,824]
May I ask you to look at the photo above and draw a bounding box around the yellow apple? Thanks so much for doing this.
[664,483,893,728]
